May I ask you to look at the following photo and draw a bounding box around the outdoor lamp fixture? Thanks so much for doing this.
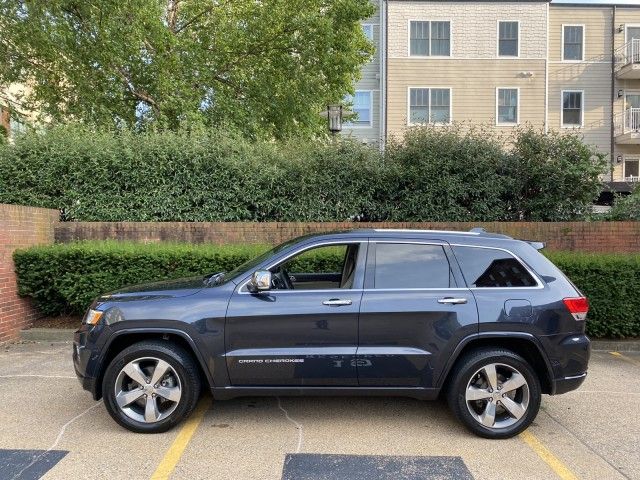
[326,105,343,134]
[618,24,624,34]
[618,89,624,98]
[617,155,623,164]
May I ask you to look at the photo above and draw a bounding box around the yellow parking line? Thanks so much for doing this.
[609,351,640,367]
[520,430,579,480]
[150,396,212,480]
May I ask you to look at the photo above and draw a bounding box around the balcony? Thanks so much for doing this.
[615,39,640,79]
[614,108,640,144]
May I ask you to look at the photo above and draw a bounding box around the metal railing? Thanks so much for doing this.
[614,108,640,136]
[615,39,640,71]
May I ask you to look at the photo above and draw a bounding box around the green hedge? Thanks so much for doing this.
[0,125,606,222]
[13,242,640,338]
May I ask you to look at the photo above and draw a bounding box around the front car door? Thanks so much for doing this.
[357,239,478,389]
[225,239,367,386]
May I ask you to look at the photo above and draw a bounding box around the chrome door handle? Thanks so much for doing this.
[438,297,468,305]
[322,299,352,306]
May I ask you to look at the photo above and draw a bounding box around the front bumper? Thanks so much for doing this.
[73,324,109,400]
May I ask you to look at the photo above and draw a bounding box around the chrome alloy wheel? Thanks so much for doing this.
[465,363,530,429]
[114,357,182,424]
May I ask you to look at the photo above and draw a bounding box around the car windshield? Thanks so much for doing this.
[223,236,309,283]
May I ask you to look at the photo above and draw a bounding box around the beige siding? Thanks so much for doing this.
[387,59,546,139]
[549,7,612,63]
[388,1,547,59]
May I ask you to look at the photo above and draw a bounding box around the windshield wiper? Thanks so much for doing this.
[203,272,225,286]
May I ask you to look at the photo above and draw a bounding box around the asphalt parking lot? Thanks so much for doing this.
[0,340,638,480]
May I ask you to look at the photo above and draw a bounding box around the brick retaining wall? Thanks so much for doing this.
[0,204,59,342]
[55,221,640,253]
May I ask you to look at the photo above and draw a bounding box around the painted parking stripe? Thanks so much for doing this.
[281,454,474,480]
[0,449,67,480]
[609,351,640,367]
[520,430,579,480]
[150,396,212,480]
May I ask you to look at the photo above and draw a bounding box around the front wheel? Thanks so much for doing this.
[446,348,541,439]
[102,341,201,433]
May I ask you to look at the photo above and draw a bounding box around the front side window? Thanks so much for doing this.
[498,21,519,57]
[453,246,537,288]
[497,88,518,125]
[562,91,583,127]
[563,25,584,61]
[270,243,361,290]
[409,88,451,125]
[410,21,450,56]
[345,91,372,127]
[374,243,454,289]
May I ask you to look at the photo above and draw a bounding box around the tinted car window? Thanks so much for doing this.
[375,243,452,289]
[453,246,537,287]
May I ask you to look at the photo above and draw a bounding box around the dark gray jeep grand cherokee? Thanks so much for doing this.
[73,229,590,439]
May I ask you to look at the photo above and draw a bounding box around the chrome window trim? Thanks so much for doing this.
[237,239,365,294]
[449,243,545,290]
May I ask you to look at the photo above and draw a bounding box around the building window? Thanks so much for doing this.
[409,88,451,125]
[563,25,584,61]
[625,158,639,180]
[497,88,518,125]
[345,91,372,127]
[562,91,583,127]
[498,21,519,57]
[362,24,374,42]
[409,21,451,57]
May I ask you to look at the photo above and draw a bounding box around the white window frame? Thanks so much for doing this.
[496,20,520,58]
[561,89,584,128]
[344,90,373,128]
[623,156,640,180]
[495,87,520,126]
[407,20,453,58]
[362,23,375,42]
[406,87,453,126]
[624,24,640,44]
[562,24,585,62]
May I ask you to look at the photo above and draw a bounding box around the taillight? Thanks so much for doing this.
[563,297,589,321]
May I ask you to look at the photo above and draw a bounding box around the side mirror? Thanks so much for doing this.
[247,270,271,293]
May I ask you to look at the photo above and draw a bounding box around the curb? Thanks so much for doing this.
[20,328,75,342]
[590,339,640,353]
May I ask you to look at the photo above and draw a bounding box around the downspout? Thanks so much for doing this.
[544,1,549,133]
[380,0,388,150]
[610,5,617,183]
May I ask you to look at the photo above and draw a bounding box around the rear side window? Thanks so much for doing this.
[374,243,453,289]
[453,246,537,288]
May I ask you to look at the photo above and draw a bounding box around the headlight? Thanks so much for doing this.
[83,309,104,325]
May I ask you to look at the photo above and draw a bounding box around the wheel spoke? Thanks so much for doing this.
[115,388,144,408]
[150,359,171,386]
[155,386,181,403]
[479,400,496,427]
[466,386,492,401]
[501,372,526,393]
[482,364,498,390]
[144,395,160,422]
[123,361,148,386]
[501,396,526,420]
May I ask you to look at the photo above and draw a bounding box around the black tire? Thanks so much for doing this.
[446,348,541,439]
[102,340,201,433]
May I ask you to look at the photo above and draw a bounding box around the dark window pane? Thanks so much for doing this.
[430,88,450,123]
[431,21,450,56]
[453,246,537,288]
[410,21,429,56]
[562,91,582,126]
[499,22,518,56]
[563,26,583,60]
[498,89,518,124]
[410,88,429,124]
[625,160,639,178]
[375,244,452,289]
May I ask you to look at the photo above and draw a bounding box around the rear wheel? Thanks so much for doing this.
[102,341,201,433]
[446,348,541,439]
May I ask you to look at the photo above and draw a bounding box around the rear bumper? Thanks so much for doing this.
[545,333,590,395]
[552,372,587,395]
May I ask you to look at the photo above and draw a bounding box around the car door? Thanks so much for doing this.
[357,239,478,388]
[224,240,367,386]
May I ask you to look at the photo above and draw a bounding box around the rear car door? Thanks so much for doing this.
[225,239,367,387]
[357,239,478,388]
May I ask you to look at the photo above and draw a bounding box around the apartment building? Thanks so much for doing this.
[345,0,640,192]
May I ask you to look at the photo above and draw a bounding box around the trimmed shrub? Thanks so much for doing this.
[13,242,640,338]
[0,124,606,222]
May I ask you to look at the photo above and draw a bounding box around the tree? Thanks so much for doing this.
[0,0,374,137]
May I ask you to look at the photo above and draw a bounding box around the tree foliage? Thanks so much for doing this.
[0,0,374,137]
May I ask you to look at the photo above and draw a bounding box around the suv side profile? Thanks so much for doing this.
[73,229,590,439]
